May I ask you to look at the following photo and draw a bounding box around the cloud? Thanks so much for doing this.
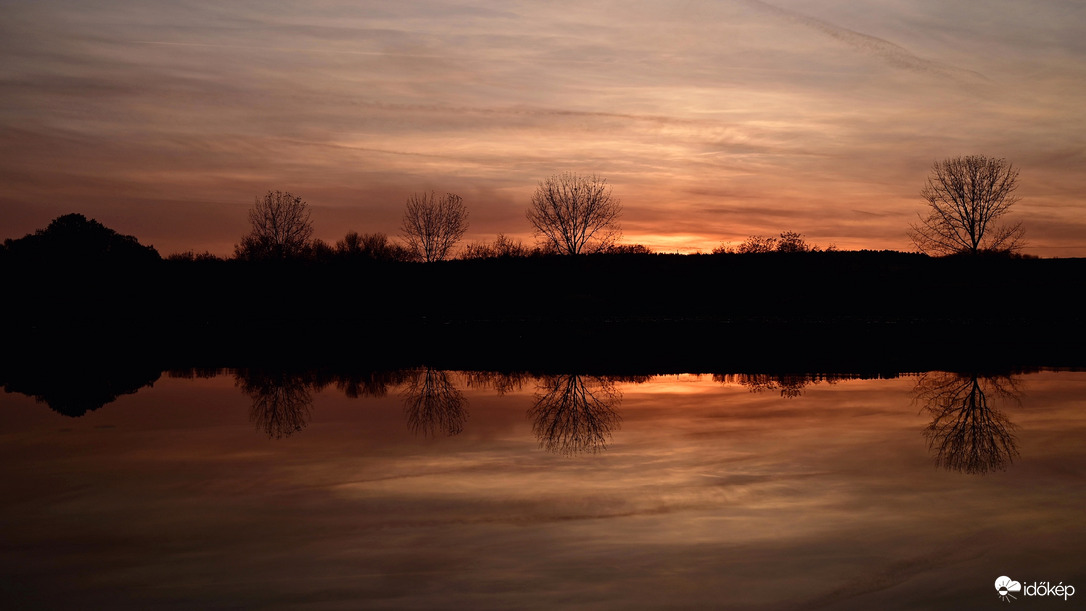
[736,0,989,83]
[0,0,1084,255]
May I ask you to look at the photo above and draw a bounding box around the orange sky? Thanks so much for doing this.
[2,1,1085,256]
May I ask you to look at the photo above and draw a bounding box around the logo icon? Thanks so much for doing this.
[996,576,1022,602]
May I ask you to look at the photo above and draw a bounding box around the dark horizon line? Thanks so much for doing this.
[3,212,1067,263]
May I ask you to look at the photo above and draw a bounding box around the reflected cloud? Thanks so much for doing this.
[914,373,1021,474]
[236,369,313,439]
[529,375,622,456]
[402,368,468,438]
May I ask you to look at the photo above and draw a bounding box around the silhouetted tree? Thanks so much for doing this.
[3,213,160,265]
[334,231,364,257]
[720,232,815,254]
[461,233,530,259]
[166,250,224,263]
[527,172,622,255]
[735,235,778,253]
[307,238,335,263]
[401,192,469,262]
[529,375,622,455]
[335,231,411,262]
[914,372,1020,474]
[237,369,313,439]
[909,155,1025,255]
[775,231,810,253]
[235,190,314,261]
[604,243,653,254]
[402,368,468,437]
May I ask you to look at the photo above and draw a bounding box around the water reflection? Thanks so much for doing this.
[236,369,313,439]
[332,369,412,398]
[0,363,160,417]
[402,368,468,437]
[464,370,531,395]
[914,373,1021,474]
[715,372,852,398]
[3,363,1034,473]
[529,375,622,455]
[5,366,1085,610]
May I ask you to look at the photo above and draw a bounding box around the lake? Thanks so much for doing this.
[2,368,1084,609]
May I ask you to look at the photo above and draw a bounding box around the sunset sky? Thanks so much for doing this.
[2,0,1084,256]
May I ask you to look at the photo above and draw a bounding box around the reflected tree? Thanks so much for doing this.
[236,369,313,439]
[464,370,532,396]
[914,372,1021,474]
[725,373,846,398]
[335,370,413,399]
[1,363,161,417]
[738,373,811,398]
[402,368,468,437]
[529,375,622,455]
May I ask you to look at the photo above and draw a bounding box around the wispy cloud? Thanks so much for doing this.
[1,0,1084,254]
[738,0,990,83]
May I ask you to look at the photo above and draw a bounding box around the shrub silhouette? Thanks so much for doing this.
[3,213,160,265]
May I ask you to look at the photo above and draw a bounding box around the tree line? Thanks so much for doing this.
[229,155,1027,263]
[2,155,1028,265]
[229,171,630,263]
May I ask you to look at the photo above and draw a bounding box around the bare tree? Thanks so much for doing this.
[235,190,314,261]
[527,172,622,255]
[401,192,469,262]
[909,155,1025,255]
[775,231,810,253]
[717,231,818,254]
[335,231,412,262]
[402,368,468,437]
[335,231,365,256]
[914,373,1021,474]
[529,375,622,455]
[460,233,530,259]
[237,369,313,439]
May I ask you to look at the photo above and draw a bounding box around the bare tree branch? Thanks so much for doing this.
[914,372,1020,474]
[401,192,469,262]
[235,190,314,261]
[908,156,1025,255]
[526,172,622,255]
[529,375,622,455]
[402,368,467,437]
[237,370,313,439]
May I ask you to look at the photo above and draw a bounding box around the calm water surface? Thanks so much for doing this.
[2,369,1085,609]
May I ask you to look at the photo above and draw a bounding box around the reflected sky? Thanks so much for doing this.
[2,370,1085,609]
